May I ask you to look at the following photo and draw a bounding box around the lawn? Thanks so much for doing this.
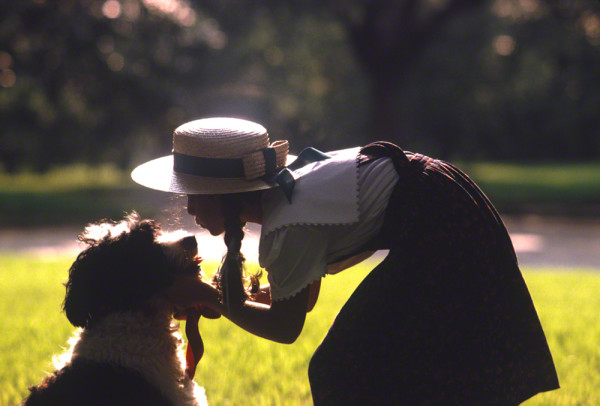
[1,255,599,406]
[0,161,599,227]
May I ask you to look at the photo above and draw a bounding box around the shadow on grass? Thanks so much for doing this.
[0,188,188,228]
[2,159,600,228]
[2,185,598,229]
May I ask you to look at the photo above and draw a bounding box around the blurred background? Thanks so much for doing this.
[3,0,600,166]
[1,3,600,404]
[0,0,599,242]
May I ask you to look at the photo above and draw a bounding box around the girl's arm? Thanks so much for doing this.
[225,286,310,344]
[250,280,320,312]
[251,284,272,305]
[166,276,315,344]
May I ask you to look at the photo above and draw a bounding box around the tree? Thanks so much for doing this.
[328,0,487,142]
[1,0,599,171]
[0,0,218,171]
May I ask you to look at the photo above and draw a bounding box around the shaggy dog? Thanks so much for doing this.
[21,213,209,406]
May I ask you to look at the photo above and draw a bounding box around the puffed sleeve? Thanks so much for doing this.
[259,225,328,301]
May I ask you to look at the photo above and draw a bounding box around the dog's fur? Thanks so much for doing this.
[21,213,208,406]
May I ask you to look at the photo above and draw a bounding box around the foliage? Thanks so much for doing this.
[397,1,600,160]
[0,0,366,172]
[0,0,188,170]
[1,255,600,405]
[1,0,599,172]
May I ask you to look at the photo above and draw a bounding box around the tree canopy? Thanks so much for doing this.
[1,0,599,172]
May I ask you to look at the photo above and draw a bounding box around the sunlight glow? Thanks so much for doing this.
[511,233,544,253]
[102,0,122,19]
[492,0,544,20]
[198,18,227,50]
[580,12,600,45]
[493,35,516,56]
[143,0,196,27]
[0,51,12,70]
[135,0,228,49]
[0,69,16,88]
[122,0,141,20]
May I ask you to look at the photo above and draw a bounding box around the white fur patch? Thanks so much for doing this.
[55,310,207,406]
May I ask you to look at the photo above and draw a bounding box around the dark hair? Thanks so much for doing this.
[63,213,177,328]
[214,194,260,309]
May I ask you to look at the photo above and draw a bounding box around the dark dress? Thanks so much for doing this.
[308,142,559,405]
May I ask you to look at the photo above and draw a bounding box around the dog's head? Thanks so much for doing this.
[64,212,201,328]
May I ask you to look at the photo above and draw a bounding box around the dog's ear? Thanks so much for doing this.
[63,251,101,328]
[128,219,160,247]
[63,215,177,328]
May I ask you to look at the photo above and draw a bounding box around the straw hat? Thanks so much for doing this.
[131,117,294,194]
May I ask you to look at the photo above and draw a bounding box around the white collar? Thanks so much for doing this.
[261,147,360,238]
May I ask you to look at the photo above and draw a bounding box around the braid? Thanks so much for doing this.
[216,194,260,309]
[223,195,245,255]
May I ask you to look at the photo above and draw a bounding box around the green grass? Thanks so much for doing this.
[1,255,599,405]
[0,164,183,227]
[0,256,75,406]
[0,161,599,227]
[0,164,127,192]
[462,162,600,214]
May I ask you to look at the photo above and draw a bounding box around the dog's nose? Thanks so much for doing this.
[182,235,198,256]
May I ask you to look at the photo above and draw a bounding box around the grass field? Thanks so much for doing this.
[1,255,599,406]
[0,161,599,227]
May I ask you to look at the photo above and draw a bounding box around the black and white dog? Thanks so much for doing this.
[22,213,209,406]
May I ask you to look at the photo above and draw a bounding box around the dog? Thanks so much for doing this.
[21,213,209,406]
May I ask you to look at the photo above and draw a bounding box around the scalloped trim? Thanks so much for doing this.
[353,151,362,221]
[271,273,327,302]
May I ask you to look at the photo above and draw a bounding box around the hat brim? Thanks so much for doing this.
[131,154,298,195]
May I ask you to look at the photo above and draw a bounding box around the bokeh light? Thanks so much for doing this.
[107,52,125,71]
[0,69,16,88]
[581,11,600,45]
[493,35,516,56]
[102,0,122,19]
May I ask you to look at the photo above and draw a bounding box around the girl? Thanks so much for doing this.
[132,117,559,405]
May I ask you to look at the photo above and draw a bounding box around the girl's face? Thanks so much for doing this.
[187,195,225,236]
